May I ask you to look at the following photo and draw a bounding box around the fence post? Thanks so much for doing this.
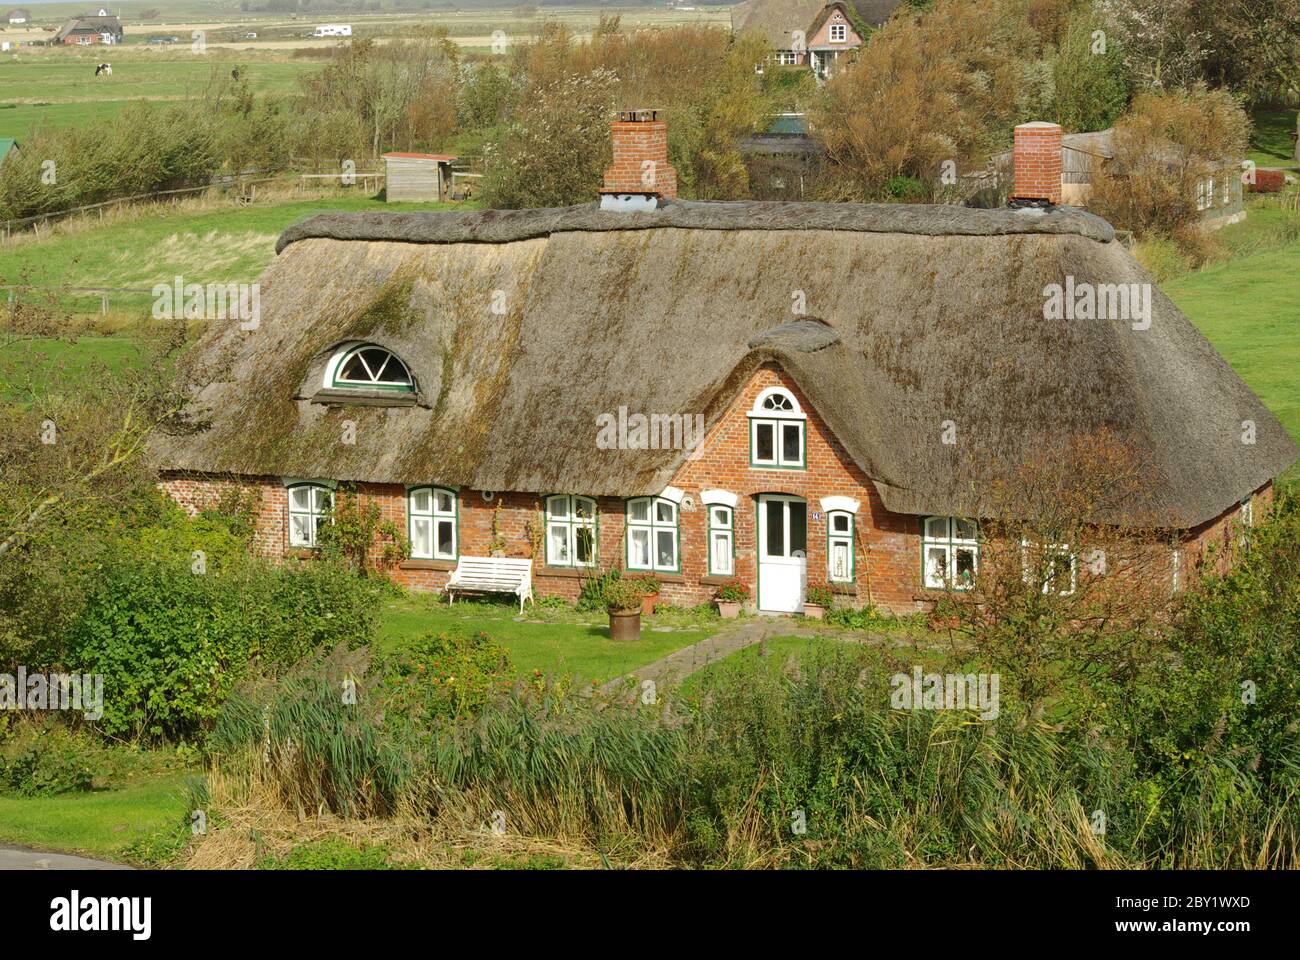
[101,294,108,315]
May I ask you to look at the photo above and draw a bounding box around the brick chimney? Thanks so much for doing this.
[1011,121,1062,206]
[600,109,677,210]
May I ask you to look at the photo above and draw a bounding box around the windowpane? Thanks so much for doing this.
[711,531,733,575]
[655,529,676,569]
[436,519,455,558]
[410,488,432,514]
[781,423,801,463]
[925,546,949,588]
[628,499,650,523]
[710,506,731,529]
[925,517,949,540]
[548,525,569,564]
[435,490,454,514]
[548,497,568,520]
[290,515,312,546]
[312,488,331,512]
[765,500,785,556]
[575,498,595,520]
[410,517,432,558]
[655,500,675,524]
[630,529,651,568]
[955,519,978,541]
[338,355,370,382]
[755,422,775,462]
[790,502,807,554]
[289,486,311,510]
[831,513,850,533]
[955,548,976,587]
[830,539,851,581]
[575,527,595,564]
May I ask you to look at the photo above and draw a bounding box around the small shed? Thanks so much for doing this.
[382,153,457,203]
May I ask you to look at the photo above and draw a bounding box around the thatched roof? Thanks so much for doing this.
[732,0,900,48]
[153,199,1296,528]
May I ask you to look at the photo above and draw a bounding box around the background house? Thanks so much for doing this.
[54,12,123,45]
[733,0,899,75]
[6,8,29,24]
[988,124,1246,227]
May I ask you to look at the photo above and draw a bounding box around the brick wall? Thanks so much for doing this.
[1012,121,1063,205]
[602,117,678,198]
[158,365,1276,614]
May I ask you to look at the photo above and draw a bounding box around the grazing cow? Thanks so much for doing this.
[95,63,112,78]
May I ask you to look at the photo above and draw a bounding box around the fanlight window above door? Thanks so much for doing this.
[328,343,414,392]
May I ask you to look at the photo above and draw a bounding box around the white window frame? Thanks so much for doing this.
[287,483,333,548]
[1020,539,1077,596]
[749,386,806,469]
[707,503,734,576]
[408,486,457,560]
[829,22,847,42]
[626,496,680,573]
[545,495,597,567]
[324,341,415,392]
[1239,495,1253,527]
[827,510,854,582]
[922,517,979,590]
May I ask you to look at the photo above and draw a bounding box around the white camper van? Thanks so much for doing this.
[313,24,352,38]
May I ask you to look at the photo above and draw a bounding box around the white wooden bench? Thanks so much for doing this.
[445,556,534,613]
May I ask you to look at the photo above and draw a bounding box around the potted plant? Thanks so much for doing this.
[605,579,644,641]
[625,573,662,616]
[714,579,749,619]
[804,584,834,620]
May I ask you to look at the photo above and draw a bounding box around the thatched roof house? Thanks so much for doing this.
[157,199,1292,528]
[155,116,1293,614]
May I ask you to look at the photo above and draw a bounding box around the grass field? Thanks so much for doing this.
[0,192,457,313]
[1247,107,1299,171]
[376,596,719,683]
[0,772,192,861]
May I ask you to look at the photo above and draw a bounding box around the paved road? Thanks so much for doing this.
[0,845,131,870]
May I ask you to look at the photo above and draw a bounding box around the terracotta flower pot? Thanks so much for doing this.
[640,592,659,617]
[717,600,741,619]
[609,610,642,641]
[802,603,825,620]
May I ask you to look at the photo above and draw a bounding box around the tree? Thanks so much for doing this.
[1052,2,1131,131]
[1096,0,1210,90]
[1219,0,1300,160]
[811,0,1043,201]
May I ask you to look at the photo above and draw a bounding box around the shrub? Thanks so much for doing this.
[0,720,98,796]
[805,585,835,608]
[714,579,749,602]
[604,579,644,614]
[64,554,383,742]
[379,630,514,723]
[1248,169,1286,193]
[623,573,661,596]
[575,567,621,612]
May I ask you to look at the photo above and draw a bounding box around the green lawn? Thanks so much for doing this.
[0,773,193,862]
[377,596,719,684]
[1247,107,1298,171]
[1164,235,1300,480]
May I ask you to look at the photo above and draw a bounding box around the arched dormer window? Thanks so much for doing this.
[324,342,414,392]
[749,387,805,469]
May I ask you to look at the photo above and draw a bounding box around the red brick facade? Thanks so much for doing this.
[159,364,1273,613]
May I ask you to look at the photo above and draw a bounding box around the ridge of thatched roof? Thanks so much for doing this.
[732,0,901,48]
[154,201,1296,528]
[277,199,1116,253]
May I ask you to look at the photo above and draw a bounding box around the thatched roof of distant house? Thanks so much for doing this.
[53,14,121,41]
[732,0,901,49]
[152,200,1296,529]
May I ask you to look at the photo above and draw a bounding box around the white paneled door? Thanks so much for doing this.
[757,494,807,613]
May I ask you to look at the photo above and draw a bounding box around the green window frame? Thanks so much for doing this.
[707,504,735,576]
[287,483,333,548]
[921,517,979,590]
[545,495,597,567]
[748,387,806,470]
[626,497,680,573]
[827,510,854,582]
[408,486,458,560]
[329,343,415,392]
